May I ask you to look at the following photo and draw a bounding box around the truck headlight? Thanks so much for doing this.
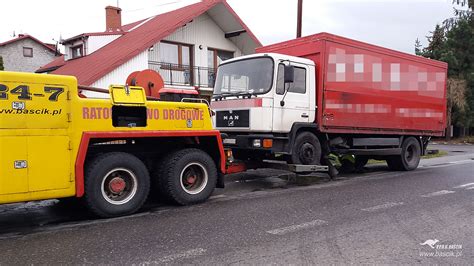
[252,139,261,148]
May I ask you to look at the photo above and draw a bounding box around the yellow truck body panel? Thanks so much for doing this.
[110,85,147,106]
[0,71,216,204]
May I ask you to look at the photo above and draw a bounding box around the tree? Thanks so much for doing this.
[444,17,474,134]
[414,38,422,55]
[418,1,474,137]
[420,24,446,60]
[445,0,473,29]
[446,78,467,139]
[0,56,4,71]
[453,0,473,9]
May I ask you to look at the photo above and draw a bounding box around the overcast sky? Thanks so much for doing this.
[0,0,460,54]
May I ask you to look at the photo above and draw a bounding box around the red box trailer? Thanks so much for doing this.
[257,32,448,137]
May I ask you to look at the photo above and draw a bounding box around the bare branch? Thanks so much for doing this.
[447,78,468,111]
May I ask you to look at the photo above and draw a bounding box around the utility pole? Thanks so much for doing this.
[297,0,303,38]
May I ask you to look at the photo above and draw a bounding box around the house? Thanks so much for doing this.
[0,34,60,72]
[40,0,261,97]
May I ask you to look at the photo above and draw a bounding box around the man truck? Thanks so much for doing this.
[211,33,448,172]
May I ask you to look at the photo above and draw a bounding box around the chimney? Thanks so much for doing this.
[105,6,122,32]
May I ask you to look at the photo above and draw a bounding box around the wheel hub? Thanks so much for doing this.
[300,143,315,163]
[406,145,415,162]
[180,163,209,195]
[186,175,197,185]
[109,177,126,193]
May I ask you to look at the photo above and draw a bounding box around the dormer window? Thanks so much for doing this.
[71,44,84,59]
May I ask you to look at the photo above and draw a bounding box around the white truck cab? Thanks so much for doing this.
[211,53,317,163]
[211,53,315,133]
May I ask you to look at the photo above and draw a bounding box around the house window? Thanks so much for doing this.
[23,47,33,57]
[207,49,233,87]
[71,45,84,59]
[159,41,192,67]
[208,48,233,70]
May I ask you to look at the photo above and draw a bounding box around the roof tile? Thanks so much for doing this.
[0,34,58,53]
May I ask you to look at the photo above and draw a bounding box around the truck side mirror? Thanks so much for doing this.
[284,65,295,83]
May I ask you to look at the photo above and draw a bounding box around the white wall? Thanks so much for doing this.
[148,13,244,67]
[87,51,148,97]
[64,34,122,60]
[88,35,122,54]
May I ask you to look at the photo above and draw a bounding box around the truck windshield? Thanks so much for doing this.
[214,57,274,97]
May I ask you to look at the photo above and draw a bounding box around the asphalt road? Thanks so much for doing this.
[0,144,473,264]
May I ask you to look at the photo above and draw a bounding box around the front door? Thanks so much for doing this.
[272,63,311,132]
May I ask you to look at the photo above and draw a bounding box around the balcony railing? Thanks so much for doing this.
[148,61,216,88]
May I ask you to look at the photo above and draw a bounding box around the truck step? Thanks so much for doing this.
[262,160,329,173]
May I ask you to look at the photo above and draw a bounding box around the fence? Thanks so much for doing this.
[148,61,216,88]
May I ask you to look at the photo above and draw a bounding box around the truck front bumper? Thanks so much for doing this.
[222,132,278,149]
[220,133,288,154]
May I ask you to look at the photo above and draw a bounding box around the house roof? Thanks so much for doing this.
[61,32,124,44]
[36,55,65,73]
[51,0,261,86]
[0,34,58,54]
[61,19,150,44]
[121,18,149,32]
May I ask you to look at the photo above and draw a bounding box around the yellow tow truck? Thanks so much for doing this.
[0,71,226,217]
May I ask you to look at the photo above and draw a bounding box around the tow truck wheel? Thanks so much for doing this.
[290,132,322,165]
[386,137,421,171]
[157,148,217,205]
[84,152,150,218]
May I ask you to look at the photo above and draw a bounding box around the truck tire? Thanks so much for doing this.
[151,161,172,203]
[290,132,322,165]
[386,157,403,171]
[157,148,217,205]
[84,152,150,218]
[386,137,421,171]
